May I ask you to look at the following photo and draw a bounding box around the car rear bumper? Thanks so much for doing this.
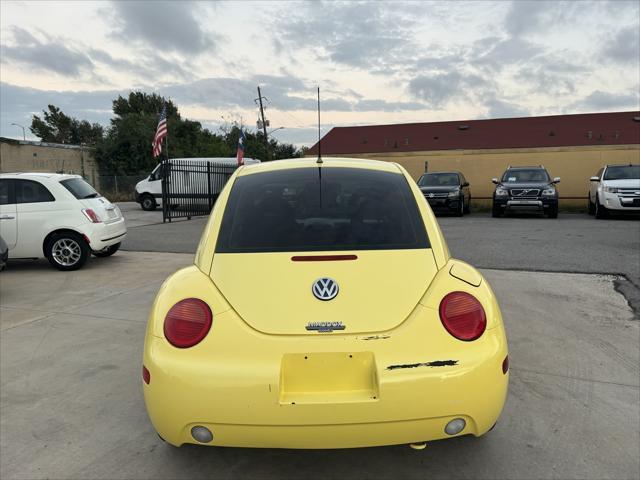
[79,218,127,251]
[143,312,508,448]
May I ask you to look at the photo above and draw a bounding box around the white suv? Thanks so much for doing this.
[0,173,127,270]
[588,164,640,218]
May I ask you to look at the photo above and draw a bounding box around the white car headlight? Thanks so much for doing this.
[448,190,459,197]
[495,187,508,196]
[542,187,556,196]
[603,186,619,193]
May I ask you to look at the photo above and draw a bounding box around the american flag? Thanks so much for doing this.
[152,104,168,158]
[236,129,246,166]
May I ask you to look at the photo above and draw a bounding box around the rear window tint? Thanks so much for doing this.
[60,178,100,199]
[15,180,55,203]
[216,167,429,253]
[0,180,10,205]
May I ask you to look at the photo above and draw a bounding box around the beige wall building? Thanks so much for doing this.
[307,112,640,208]
[0,137,100,188]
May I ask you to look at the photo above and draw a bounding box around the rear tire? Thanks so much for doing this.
[141,194,156,211]
[92,242,121,258]
[46,232,90,271]
[595,195,608,219]
[456,198,464,217]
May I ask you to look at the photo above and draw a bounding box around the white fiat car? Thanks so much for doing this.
[588,164,640,218]
[0,173,127,270]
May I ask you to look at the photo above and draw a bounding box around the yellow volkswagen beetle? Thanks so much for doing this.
[142,157,509,449]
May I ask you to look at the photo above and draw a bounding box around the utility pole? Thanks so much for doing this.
[255,86,270,160]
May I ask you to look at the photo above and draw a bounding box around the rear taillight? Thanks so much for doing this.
[164,298,212,348]
[82,208,101,223]
[439,291,486,341]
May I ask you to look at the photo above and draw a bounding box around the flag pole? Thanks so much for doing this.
[164,102,169,161]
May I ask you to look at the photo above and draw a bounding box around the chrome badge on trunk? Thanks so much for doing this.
[312,277,339,301]
[306,321,346,332]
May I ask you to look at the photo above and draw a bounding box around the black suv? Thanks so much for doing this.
[417,171,471,216]
[492,166,560,218]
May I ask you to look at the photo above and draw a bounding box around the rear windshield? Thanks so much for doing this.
[419,173,460,187]
[60,178,100,199]
[502,169,549,183]
[603,165,640,180]
[216,167,429,253]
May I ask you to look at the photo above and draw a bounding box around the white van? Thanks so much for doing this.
[134,157,259,211]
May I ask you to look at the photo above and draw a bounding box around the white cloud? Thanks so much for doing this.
[1,0,638,145]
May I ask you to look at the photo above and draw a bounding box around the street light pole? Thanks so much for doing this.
[11,123,25,141]
[267,126,285,135]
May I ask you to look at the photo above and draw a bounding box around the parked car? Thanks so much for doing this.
[142,157,509,449]
[0,236,7,271]
[135,157,260,211]
[0,173,126,271]
[417,171,471,216]
[588,164,640,218]
[491,166,560,218]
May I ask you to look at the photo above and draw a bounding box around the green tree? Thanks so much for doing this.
[95,92,233,174]
[222,125,301,161]
[30,105,104,145]
[33,92,302,175]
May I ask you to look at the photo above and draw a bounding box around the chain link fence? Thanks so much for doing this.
[96,174,147,202]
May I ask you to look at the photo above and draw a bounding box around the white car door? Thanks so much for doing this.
[12,179,59,258]
[0,179,17,250]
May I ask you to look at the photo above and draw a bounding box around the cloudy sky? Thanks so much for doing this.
[1,0,638,146]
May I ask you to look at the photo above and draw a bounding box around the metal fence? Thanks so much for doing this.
[161,159,237,222]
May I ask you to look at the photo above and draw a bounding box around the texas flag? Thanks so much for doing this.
[236,129,246,166]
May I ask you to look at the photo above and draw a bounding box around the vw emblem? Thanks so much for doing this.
[312,278,339,301]
[428,193,434,198]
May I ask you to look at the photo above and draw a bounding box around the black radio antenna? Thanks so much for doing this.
[317,86,322,164]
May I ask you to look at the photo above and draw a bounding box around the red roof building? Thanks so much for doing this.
[308,111,640,155]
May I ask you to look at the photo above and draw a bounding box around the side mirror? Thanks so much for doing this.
[462,182,469,187]
[589,176,599,182]
[491,178,499,184]
[553,177,561,184]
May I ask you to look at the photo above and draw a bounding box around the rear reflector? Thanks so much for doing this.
[191,426,213,443]
[164,298,212,348]
[291,255,358,262]
[439,291,486,341]
[142,365,150,384]
[502,355,509,374]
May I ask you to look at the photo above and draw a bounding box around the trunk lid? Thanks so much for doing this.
[79,197,122,224]
[210,249,438,335]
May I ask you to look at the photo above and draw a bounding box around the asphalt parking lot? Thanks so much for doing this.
[1,203,638,479]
